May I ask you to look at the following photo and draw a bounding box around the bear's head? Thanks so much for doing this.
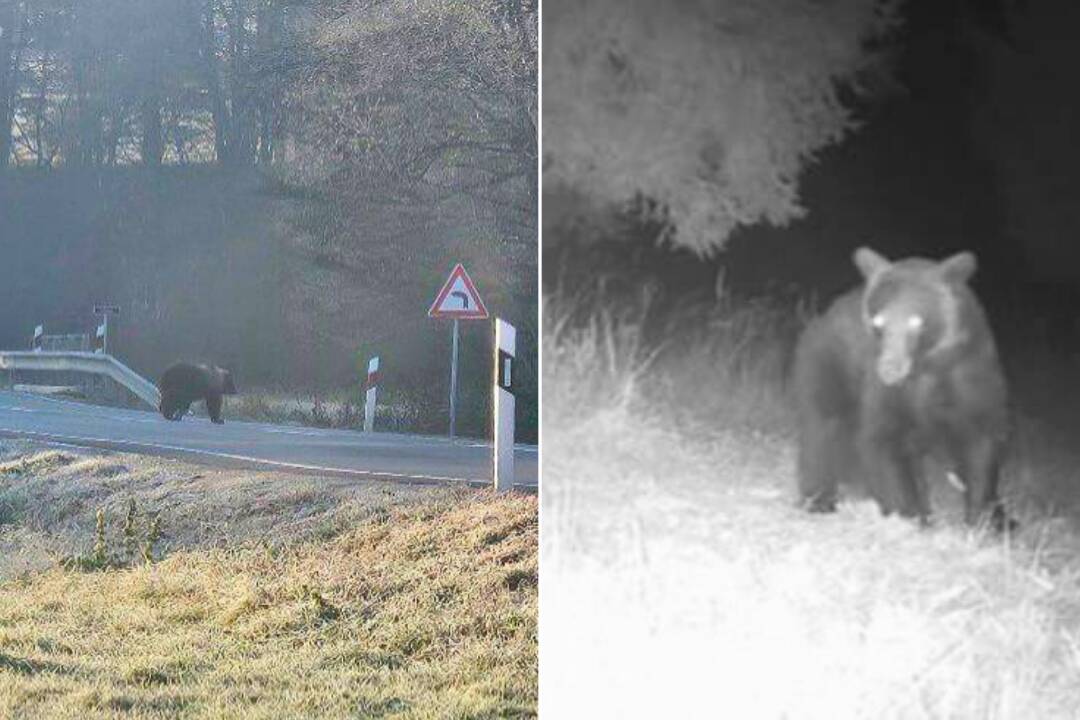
[854,246,977,386]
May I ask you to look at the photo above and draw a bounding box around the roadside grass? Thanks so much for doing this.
[225,387,464,436]
[0,445,496,583]
[541,297,1080,719]
[0,490,537,719]
[220,390,371,429]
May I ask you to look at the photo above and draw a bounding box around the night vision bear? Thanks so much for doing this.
[158,361,238,424]
[792,247,1012,529]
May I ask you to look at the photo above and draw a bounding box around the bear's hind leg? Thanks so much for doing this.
[797,419,847,513]
[207,393,224,424]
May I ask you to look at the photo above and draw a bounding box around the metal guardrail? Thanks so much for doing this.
[0,351,160,410]
[39,334,91,352]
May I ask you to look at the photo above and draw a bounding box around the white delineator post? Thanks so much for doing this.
[32,325,43,352]
[94,318,107,353]
[493,318,515,492]
[364,355,379,433]
[92,305,119,355]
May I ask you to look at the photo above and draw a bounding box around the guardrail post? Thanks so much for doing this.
[493,318,515,492]
[364,355,379,432]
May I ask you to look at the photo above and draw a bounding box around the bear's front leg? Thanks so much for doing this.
[207,393,224,424]
[955,434,1014,531]
[861,430,930,525]
[173,401,192,420]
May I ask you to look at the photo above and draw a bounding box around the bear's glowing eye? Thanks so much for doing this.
[907,315,924,331]
[871,314,886,330]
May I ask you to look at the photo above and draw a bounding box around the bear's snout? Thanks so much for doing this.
[876,333,914,384]
[876,355,912,385]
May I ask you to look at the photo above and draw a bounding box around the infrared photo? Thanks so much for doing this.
[0,1,537,717]
[542,0,1080,717]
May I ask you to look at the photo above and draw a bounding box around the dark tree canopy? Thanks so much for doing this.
[543,0,900,255]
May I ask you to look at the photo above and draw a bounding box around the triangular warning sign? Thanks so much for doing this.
[428,263,489,319]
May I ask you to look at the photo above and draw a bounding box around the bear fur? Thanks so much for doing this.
[158,361,238,424]
[792,247,1011,528]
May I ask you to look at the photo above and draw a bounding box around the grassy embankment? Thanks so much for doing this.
[542,295,1080,719]
[0,449,536,719]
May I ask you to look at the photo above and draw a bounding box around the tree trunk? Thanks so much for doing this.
[105,106,122,166]
[34,55,47,167]
[0,2,19,169]
[226,0,252,165]
[0,57,11,169]
[140,94,163,165]
[70,49,104,167]
[200,0,230,163]
[255,0,280,165]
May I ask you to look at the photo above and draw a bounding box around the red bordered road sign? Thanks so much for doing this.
[428,263,489,320]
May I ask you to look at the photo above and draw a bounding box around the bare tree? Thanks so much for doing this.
[0,1,30,169]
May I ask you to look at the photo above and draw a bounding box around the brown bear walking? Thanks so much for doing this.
[158,362,238,424]
[792,247,1012,529]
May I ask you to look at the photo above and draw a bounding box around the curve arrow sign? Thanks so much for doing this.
[428,264,489,320]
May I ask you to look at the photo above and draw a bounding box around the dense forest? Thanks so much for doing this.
[0,0,538,439]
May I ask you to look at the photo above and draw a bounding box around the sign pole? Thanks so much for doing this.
[493,318,515,491]
[428,263,488,441]
[449,319,460,439]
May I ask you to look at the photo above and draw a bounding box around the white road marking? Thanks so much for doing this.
[0,427,487,485]
[261,427,333,436]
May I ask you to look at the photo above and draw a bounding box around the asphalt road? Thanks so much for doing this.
[0,391,537,490]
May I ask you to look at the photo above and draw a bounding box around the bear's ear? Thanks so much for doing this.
[939,251,977,283]
[853,246,891,281]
